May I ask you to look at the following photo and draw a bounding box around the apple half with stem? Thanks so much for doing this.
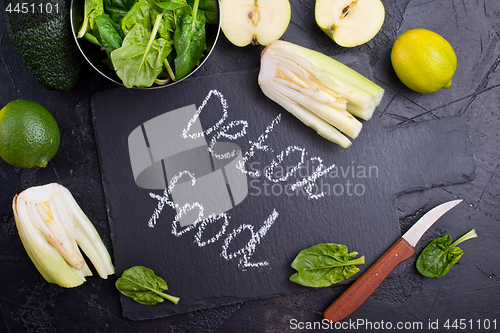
[220,0,291,47]
[315,0,385,47]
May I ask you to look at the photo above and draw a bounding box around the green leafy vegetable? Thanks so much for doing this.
[78,0,105,38]
[416,229,477,278]
[155,1,190,11]
[187,0,218,25]
[159,11,176,40]
[121,1,175,41]
[83,32,102,46]
[103,0,139,26]
[79,0,216,87]
[94,14,123,56]
[116,266,180,305]
[290,243,365,287]
[110,15,172,88]
[173,0,206,80]
[122,2,157,35]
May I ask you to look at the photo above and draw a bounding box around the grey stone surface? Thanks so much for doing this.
[0,0,499,332]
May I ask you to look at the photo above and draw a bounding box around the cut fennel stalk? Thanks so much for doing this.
[13,183,114,288]
[258,40,384,148]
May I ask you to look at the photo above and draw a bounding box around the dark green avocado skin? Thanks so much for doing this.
[5,0,82,91]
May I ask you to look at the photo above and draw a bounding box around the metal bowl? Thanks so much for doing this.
[70,0,220,88]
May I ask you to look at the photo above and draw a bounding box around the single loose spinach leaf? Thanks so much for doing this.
[115,266,180,305]
[416,229,477,278]
[110,18,172,88]
[290,243,365,288]
[173,1,206,80]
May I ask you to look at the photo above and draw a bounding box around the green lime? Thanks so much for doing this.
[0,100,60,168]
[391,29,457,94]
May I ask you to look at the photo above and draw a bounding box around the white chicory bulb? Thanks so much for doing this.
[258,40,385,148]
[12,183,115,288]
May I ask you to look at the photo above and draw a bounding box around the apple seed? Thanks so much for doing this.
[341,5,351,18]
[249,7,260,26]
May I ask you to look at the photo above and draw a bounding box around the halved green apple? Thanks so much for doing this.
[315,0,385,47]
[220,0,291,47]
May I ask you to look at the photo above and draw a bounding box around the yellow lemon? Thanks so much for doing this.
[391,29,457,94]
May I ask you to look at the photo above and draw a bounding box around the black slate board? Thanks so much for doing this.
[91,68,476,320]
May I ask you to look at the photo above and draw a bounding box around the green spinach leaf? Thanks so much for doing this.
[186,0,218,25]
[173,0,206,80]
[122,2,156,34]
[155,0,190,11]
[83,32,101,46]
[116,266,180,305]
[416,229,477,278]
[78,0,105,38]
[122,2,174,40]
[160,10,176,39]
[103,0,138,27]
[94,14,123,56]
[110,15,172,88]
[290,243,365,287]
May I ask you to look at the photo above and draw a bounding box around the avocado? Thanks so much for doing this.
[5,0,82,91]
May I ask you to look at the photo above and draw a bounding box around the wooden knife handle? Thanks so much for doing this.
[323,238,416,323]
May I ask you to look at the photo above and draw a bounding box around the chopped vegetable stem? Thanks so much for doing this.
[258,40,384,147]
[163,58,176,81]
[12,183,114,288]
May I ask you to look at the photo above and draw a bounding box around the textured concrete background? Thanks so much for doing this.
[1,0,499,332]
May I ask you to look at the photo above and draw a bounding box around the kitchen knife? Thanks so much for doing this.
[323,199,463,322]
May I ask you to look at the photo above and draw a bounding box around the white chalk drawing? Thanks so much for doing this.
[128,89,336,270]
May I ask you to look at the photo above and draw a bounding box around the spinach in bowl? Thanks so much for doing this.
[71,0,220,88]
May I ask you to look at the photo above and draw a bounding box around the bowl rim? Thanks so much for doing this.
[69,0,221,89]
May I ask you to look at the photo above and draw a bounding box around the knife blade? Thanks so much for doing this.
[323,199,463,323]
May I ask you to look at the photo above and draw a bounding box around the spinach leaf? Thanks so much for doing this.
[173,0,206,80]
[416,229,477,278]
[155,0,190,11]
[78,0,104,38]
[186,0,218,25]
[116,266,180,305]
[290,243,365,287]
[122,2,156,34]
[160,11,176,39]
[94,14,123,56]
[110,15,172,88]
[83,32,101,46]
[103,0,138,27]
[122,2,173,40]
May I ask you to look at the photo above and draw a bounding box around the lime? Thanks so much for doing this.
[391,29,457,94]
[0,100,60,168]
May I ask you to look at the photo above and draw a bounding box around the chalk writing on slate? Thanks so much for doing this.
[128,89,337,269]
